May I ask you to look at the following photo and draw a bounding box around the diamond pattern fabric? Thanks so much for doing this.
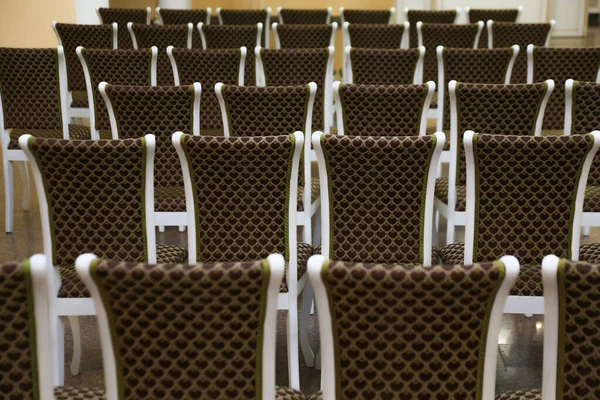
[468,9,520,49]
[8,124,91,149]
[97,8,148,49]
[406,9,457,48]
[276,24,334,49]
[495,389,542,399]
[54,386,105,399]
[279,9,329,24]
[347,24,405,49]
[579,243,600,263]
[218,9,268,46]
[434,177,466,211]
[158,8,207,49]
[349,48,420,85]
[585,185,600,212]
[342,9,392,24]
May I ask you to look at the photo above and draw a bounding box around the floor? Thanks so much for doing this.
[2,28,600,396]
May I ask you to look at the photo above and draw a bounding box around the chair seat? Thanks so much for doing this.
[8,124,91,149]
[280,242,314,292]
[99,130,113,140]
[305,392,322,400]
[276,386,307,399]
[579,242,600,263]
[495,389,542,400]
[312,246,440,264]
[297,177,320,212]
[70,97,89,109]
[54,386,104,399]
[584,185,600,212]
[58,245,188,298]
[541,129,564,137]
[434,177,466,211]
[155,186,186,212]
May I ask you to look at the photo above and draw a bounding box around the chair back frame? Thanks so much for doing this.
[277,6,332,24]
[339,7,396,25]
[128,22,193,50]
[197,22,263,50]
[465,6,523,23]
[487,19,556,49]
[344,45,425,85]
[272,22,338,49]
[216,7,272,48]
[156,7,212,25]
[96,6,151,25]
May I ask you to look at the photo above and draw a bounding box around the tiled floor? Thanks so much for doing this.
[2,28,600,397]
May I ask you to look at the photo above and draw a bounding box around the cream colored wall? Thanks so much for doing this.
[0,0,76,47]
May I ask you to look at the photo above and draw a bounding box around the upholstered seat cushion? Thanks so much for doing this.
[312,246,440,264]
[434,177,466,211]
[297,177,320,212]
[280,242,314,292]
[8,124,91,149]
[579,242,600,263]
[54,386,104,399]
[584,186,600,212]
[276,387,307,399]
[58,244,188,298]
[155,186,186,212]
[70,97,89,109]
[541,129,564,137]
[495,389,542,399]
[305,392,322,400]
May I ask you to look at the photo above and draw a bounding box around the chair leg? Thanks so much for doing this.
[18,161,30,211]
[312,208,322,248]
[4,159,14,233]
[446,212,455,244]
[68,316,81,376]
[56,317,65,385]
[158,225,165,233]
[178,225,185,232]
[300,282,315,368]
[287,299,300,390]
[583,226,591,236]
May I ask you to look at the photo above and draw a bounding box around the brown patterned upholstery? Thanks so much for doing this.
[434,177,465,211]
[320,134,438,263]
[468,9,520,48]
[158,8,208,49]
[419,23,481,83]
[53,23,114,92]
[53,386,105,399]
[495,389,542,399]
[218,9,268,46]
[78,48,153,131]
[337,83,432,136]
[579,243,600,263]
[260,48,330,131]
[97,7,148,49]
[170,48,243,131]
[349,48,420,85]
[129,24,190,85]
[8,124,91,149]
[585,185,600,212]
[304,392,322,400]
[275,24,334,49]
[319,259,506,398]
[279,9,329,24]
[490,22,553,83]
[347,24,405,49]
[341,9,392,24]
[298,177,320,211]
[276,387,308,399]
[406,9,457,48]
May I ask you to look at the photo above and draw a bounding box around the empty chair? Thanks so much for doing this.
[156,7,211,49]
[217,7,271,47]
[339,7,396,24]
[77,47,156,140]
[128,23,192,85]
[333,82,436,136]
[273,23,337,49]
[488,20,555,83]
[97,7,150,49]
[168,46,246,136]
[278,7,332,24]
[52,22,117,119]
[435,80,554,243]
[173,131,311,390]
[306,254,518,399]
[438,131,600,316]
[345,47,424,85]
[405,8,459,48]
[466,6,523,48]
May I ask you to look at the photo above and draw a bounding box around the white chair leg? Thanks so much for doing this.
[68,316,81,376]
[18,162,30,211]
[583,226,591,236]
[312,208,322,247]
[446,212,455,244]
[4,159,14,233]
[178,225,185,232]
[158,225,165,233]
[315,348,321,370]
[56,317,65,385]
[300,282,315,367]
[287,299,300,390]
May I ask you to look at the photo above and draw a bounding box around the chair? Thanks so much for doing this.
[307,254,518,400]
[52,22,117,119]
[168,46,246,136]
[20,134,188,382]
[0,47,91,233]
[487,20,555,83]
[173,131,310,390]
[344,47,424,85]
[100,83,201,232]
[466,6,523,48]
[527,46,600,136]
[128,23,193,86]
[272,23,337,49]
[256,47,335,133]
[278,7,332,24]
[77,47,157,140]
[156,7,212,50]
[438,131,600,317]
[339,7,396,24]
[217,8,272,48]
[435,80,554,244]
[197,22,261,90]
[333,81,436,136]
[405,8,459,48]
[97,7,150,49]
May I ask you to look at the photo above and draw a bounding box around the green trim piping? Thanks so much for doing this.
[22,260,40,400]
[255,259,271,399]
[141,136,149,262]
[419,134,437,263]
[55,49,65,132]
[221,85,236,137]
[320,133,335,258]
[472,132,481,260]
[571,80,579,135]
[454,81,463,184]
[416,81,430,136]
[284,133,295,262]
[180,134,202,261]
[531,80,549,136]
[190,84,196,135]
[556,258,567,399]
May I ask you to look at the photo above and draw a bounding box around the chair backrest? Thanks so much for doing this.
[0,47,68,137]
[173,132,303,265]
[97,7,150,49]
[313,132,444,266]
[76,253,284,400]
[77,47,156,136]
[308,254,519,400]
[168,47,246,134]
[217,8,271,47]
[488,20,555,83]
[278,7,331,24]
[339,7,395,25]
[463,132,600,265]
[467,7,522,48]
[20,134,157,267]
[128,23,192,86]
[406,8,458,48]
[529,46,600,130]
[257,47,335,133]
[52,22,117,92]
[346,47,424,85]
[344,22,408,49]
[334,81,435,137]
[437,46,519,131]
[417,21,483,83]
[272,23,337,49]
[157,7,211,49]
